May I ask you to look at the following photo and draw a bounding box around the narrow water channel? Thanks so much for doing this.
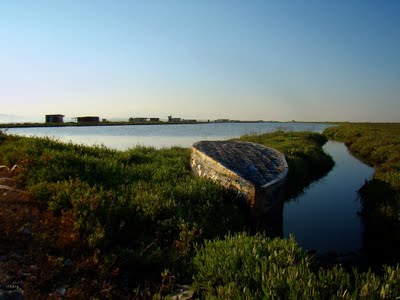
[283,141,374,252]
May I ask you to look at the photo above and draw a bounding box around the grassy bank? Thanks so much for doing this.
[1,130,399,298]
[324,123,400,263]
[324,123,400,195]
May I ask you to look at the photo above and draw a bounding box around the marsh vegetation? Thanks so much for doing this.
[0,127,399,298]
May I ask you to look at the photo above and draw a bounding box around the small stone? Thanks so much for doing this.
[0,285,24,300]
[23,228,31,236]
[56,288,67,296]
[168,285,194,300]
[64,258,73,267]
[0,290,24,300]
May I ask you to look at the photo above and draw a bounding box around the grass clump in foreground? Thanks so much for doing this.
[193,232,400,299]
[324,123,400,263]
[1,129,400,298]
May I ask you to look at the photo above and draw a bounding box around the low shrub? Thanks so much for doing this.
[193,232,400,299]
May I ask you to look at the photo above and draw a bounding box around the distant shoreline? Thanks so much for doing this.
[1,121,396,130]
[0,120,277,129]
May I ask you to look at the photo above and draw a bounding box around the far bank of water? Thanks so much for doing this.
[283,141,374,253]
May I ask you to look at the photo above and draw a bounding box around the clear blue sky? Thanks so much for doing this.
[1,1,399,122]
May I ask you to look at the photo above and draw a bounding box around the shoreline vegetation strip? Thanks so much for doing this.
[324,123,400,223]
[0,126,399,298]
[324,123,400,264]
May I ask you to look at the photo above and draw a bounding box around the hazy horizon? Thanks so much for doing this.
[1,1,399,123]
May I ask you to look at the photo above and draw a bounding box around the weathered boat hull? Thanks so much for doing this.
[190,141,288,214]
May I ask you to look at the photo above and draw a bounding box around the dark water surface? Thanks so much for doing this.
[283,141,374,252]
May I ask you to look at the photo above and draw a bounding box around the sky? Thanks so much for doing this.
[1,1,399,122]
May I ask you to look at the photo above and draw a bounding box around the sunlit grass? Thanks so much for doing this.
[1,130,399,298]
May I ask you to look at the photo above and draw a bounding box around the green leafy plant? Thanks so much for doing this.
[193,232,400,299]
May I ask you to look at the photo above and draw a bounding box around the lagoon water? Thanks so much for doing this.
[6,122,330,150]
[6,122,373,253]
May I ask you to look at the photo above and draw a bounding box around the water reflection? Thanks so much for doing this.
[42,135,217,149]
[258,142,374,253]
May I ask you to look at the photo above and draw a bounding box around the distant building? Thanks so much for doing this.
[77,116,100,123]
[170,118,181,122]
[129,117,148,122]
[149,118,160,122]
[215,119,230,123]
[45,114,64,123]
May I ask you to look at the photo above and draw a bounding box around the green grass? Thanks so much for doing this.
[1,129,400,298]
[0,133,245,280]
[193,232,400,299]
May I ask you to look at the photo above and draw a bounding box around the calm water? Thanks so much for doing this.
[283,141,374,252]
[6,122,330,149]
[6,122,373,253]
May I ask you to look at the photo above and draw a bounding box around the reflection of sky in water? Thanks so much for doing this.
[7,122,332,150]
[284,141,374,252]
[54,135,225,149]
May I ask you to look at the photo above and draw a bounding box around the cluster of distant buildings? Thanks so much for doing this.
[33,115,271,125]
[45,114,101,123]
[45,114,215,124]
[128,116,197,123]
